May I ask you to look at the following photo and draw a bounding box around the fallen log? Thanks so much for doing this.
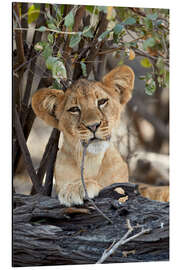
[13,183,169,267]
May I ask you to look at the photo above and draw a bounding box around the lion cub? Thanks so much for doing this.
[32,65,134,206]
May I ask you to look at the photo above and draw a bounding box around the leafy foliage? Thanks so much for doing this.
[28,4,40,24]
[27,4,169,93]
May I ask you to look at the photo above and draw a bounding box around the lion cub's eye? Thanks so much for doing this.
[98,98,109,107]
[67,106,80,113]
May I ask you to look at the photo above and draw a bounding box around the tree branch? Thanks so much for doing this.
[13,184,169,266]
[85,11,109,77]
[43,129,60,196]
[97,219,150,264]
[13,3,26,68]
[14,107,42,194]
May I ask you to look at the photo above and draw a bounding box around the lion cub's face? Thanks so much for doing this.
[58,80,120,154]
[32,65,134,154]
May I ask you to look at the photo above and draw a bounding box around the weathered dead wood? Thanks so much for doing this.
[13,183,169,267]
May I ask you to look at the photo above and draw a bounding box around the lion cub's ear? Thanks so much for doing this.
[32,88,65,128]
[102,65,135,104]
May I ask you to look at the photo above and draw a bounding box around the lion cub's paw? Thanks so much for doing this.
[58,180,102,207]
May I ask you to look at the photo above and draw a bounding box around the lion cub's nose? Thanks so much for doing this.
[86,122,101,133]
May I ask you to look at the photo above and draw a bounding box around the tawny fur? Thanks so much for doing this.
[32,65,168,206]
[138,183,169,202]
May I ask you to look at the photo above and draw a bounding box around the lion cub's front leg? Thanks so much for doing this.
[56,179,102,207]
[55,149,103,206]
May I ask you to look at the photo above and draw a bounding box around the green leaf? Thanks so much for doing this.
[147,13,158,21]
[165,70,169,85]
[86,6,95,13]
[145,72,153,80]
[140,57,152,68]
[144,18,153,30]
[69,34,81,48]
[123,17,136,25]
[98,30,110,42]
[143,37,156,50]
[46,11,57,25]
[156,57,164,73]
[34,42,44,51]
[47,33,54,44]
[53,5,62,20]
[64,10,74,28]
[80,61,87,77]
[113,24,123,35]
[145,80,156,95]
[38,26,47,32]
[47,23,58,31]
[82,26,94,38]
[45,56,58,70]
[34,41,48,51]
[42,45,53,60]
[28,4,40,24]
[52,80,62,90]
[60,5,65,17]
[145,75,156,95]
[52,61,67,79]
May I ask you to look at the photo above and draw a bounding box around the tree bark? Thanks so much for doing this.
[13,183,169,267]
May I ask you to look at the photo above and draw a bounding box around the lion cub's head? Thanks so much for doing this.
[32,65,134,154]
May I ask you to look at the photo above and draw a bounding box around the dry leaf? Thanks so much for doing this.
[122,250,136,257]
[107,6,113,20]
[129,49,136,60]
[119,196,128,203]
[115,187,125,194]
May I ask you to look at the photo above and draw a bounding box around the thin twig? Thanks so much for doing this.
[98,45,169,66]
[81,143,113,224]
[13,27,79,35]
[96,219,151,264]
[13,5,97,37]
[13,51,41,73]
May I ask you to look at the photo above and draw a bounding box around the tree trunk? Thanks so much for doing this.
[13,183,169,267]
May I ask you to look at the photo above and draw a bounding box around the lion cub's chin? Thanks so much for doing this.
[86,140,110,155]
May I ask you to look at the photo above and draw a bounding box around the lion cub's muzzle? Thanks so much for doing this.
[79,120,111,146]
[86,122,101,133]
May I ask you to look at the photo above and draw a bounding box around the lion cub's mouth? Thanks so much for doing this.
[81,135,111,151]
[89,137,100,144]
[85,136,111,154]
[89,135,111,144]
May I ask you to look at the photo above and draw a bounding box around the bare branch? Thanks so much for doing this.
[96,219,151,264]
[14,107,42,194]
[43,129,60,196]
[13,3,26,68]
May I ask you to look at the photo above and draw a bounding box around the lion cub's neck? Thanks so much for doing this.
[62,138,110,178]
